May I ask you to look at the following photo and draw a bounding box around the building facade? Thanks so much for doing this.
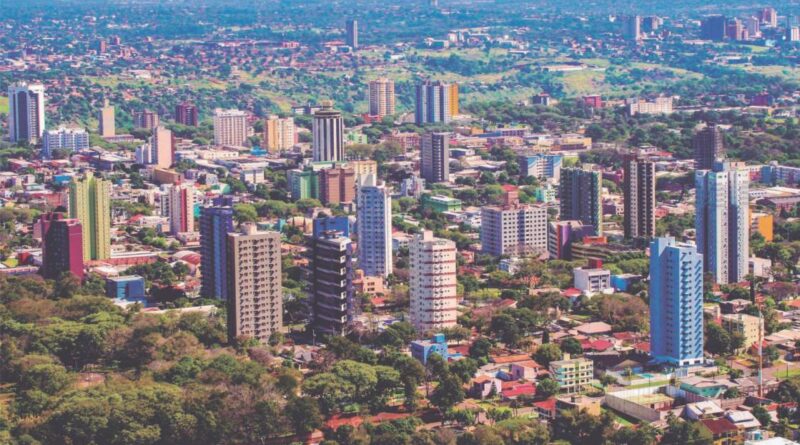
[226,224,283,343]
[213,109,249,147]
[481,189,548,257]
[649,237,704,367]
[39,212,84,280]
[421,132,450,183]
[696,161,750,284]
[42,127,89,159]
[200,204,235,300]
[99,104,115,137]
[8,82,46,144]
[263,115,296,152]
[346,19,358,49]
[560,168,603,236]
[175,102,199,126]
[415,80,455,125]
[152,126,173,169]
[313,101,345,162]
[69,173,111,261]
[164,184,195,235]
[368,78,396,117]
[550,358,594,393]
[357,174,392,277]
[312,231,355,336]
[518,154,562,181]
[623,156,656,239]
[693,124,725,170]
[319,165,356,206]
[134,109,159,129]
[410,230,458,332]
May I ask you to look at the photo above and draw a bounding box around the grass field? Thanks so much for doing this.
[0,97,8,114]
[775,367,800,379]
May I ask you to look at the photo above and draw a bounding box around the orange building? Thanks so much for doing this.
[753,213,774,242]
[449,83,459,116]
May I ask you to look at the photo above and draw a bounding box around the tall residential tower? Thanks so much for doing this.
[649,237,704,367]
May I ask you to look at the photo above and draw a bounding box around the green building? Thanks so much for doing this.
[422,194,462,213]
[69,172,111,260]
[289,168,319,200]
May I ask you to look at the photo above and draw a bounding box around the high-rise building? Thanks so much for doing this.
[39,213,84,280]
[349,160,378,185]
[200,204,235,300]
[226,224,283,344]
[69,173,111,261]
[175,102,199,126]
[368,78,396,118]
[213,109,249,147]
[319,165,356,206]
[481,188,548,257]
[152,126,173,169]
[421,132,450,183]
[760,7,778,27]
[99,104,115,137]
[649,237,704,367]
[263,115,296,152]
[415,80,455,125]
[312,101,344,162]
[696,161,750,285]
[641,16,663,33]
[744,16,761,39]
[312,231,355,336]
[42,127,89,159]
[8,82,46,144]
[134,109,160,129]
[548,220,594,260]
[560,168,603,236]
[701,15,728,41]
[449,83,459,117]
[164,184,195,235]
[346,19,359,49]
[623,15,642,40]
[410,231,457,332]
[623,156,656,240]
[357,174,392,277]
[693,123,725,171]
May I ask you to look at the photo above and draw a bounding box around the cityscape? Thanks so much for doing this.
[4,0,800,444]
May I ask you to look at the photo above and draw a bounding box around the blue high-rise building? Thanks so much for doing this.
[356,174,392,277]
[649,237,704,367]
[200,205,234,300]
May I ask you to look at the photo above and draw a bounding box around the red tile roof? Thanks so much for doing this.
[533,398,557,411]
[502,383,536,398]
[699,418,738,436]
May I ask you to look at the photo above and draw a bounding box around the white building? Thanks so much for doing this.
[357,174,392,277]
[213,109,249,147]
[135,143,154,165]
[42,127,89,158]
[410,230,458,332]
[312,101,344,162]
[573,267,612,295]
[8,82,46,143]
[480,189,548,257]
[162,184,195,236]
[152,126,173,169]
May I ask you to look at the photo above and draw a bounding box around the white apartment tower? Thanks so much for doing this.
[213,109,249,147]
[696,161,750,284]
[410,230,458,332]
[368,78,396,118]
[8,82,46,144]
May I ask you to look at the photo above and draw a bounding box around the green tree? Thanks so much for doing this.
[535,377,559,399]
[560,337,583,356]
[285,396,323,435]
[430,374,465,416]
[533,343,562,367]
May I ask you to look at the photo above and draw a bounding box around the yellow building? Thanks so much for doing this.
[449,83,459,116]
[263,115,296,152]
[721,313,763,353]
[348,160,378,184]
[753,213,774,242]
[69,172,111,260]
